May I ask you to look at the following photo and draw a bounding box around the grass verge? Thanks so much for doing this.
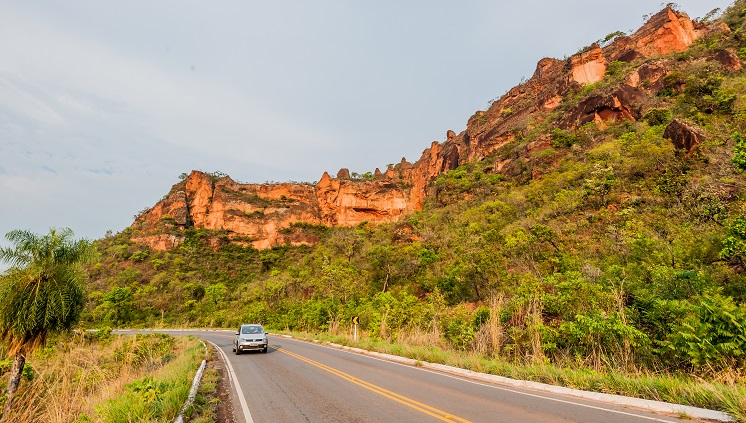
[183,344,221,423]
[0,331,206,423]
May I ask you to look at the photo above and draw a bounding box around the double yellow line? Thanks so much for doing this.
[274,346,472,423]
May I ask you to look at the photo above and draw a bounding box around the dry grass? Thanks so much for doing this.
[0,332,203,423]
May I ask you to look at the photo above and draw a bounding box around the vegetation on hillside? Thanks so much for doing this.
[79,1,746,418]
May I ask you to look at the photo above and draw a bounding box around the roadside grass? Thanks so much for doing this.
[182,344,220,423]
[186,366,221,423]
[0,331,205,423]
[276,329,746,422]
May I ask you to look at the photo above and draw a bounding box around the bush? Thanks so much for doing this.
[559,313,650,361]
[663,293,746,369]
[733,132,746,171]
[683,67,736,114]
[643,108,672,126]
[550,128,578,148]
[130,250,149,262]
[720,216,746,266]
[738,47,746,61]
[605,60,627,78]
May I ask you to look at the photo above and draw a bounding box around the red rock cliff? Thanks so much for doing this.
[132,7,715,250]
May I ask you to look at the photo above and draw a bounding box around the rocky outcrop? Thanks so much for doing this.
[625,61,668,90]
[605,7,706,62]
[561,84,646,129]
[711,49,742,72]
[134,170,414,250]
[132,6,712,251]
[664,120,704,153]
[570,44,608,85]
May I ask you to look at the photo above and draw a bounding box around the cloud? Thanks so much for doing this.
[86,168,112,175]
[0,174,44,194]
[0,74,67,127]
[0,9,340,178]
[42,165,57,174]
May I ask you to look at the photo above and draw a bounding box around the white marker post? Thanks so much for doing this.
[352,316,359,341]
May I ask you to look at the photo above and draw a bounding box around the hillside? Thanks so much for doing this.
[87,2,746,417]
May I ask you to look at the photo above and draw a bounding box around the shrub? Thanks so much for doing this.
[550,128,578,148]
[130,250,149,262]
[559,313,650,359]
[720,215,746,266]
[643,108,672,126]
[663,293,746,369]
[738,47,746,61]
[733,132,746,171]
[605,60,627,78]
[683,67,736,114]
[599,31,625,47]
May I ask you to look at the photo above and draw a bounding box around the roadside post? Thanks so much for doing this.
[352,316,359,341]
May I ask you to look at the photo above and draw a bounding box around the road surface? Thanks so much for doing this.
[119,330,695,423]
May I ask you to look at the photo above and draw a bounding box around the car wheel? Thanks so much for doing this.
[262,346,268,353]
[235,348,241,355]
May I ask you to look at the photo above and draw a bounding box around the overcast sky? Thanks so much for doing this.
[0,1,731,254]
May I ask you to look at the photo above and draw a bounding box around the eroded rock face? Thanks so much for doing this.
[664,119,704,152]
[606,8,705,61]
[132,6,709,251]
[562,85,645,129]
[130,234,184,250]
[711,49,742,72]
[570,44,608,85]
[626,62,668,90]
[134,170,414,250]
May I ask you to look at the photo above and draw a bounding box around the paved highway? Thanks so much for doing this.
[120,330,694,423]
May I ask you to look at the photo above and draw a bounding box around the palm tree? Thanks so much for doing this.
[0,228,92,414]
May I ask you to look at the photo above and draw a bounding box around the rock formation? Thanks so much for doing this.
[570,44,608,85]
[132,7,718,251]
[664,119,704,153]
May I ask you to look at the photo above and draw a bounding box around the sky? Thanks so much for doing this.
[0,0,732,255]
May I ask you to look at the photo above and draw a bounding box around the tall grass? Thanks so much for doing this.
[0,332,204,423]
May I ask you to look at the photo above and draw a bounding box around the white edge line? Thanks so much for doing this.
[206,340,254,423]
[279,336,733,423]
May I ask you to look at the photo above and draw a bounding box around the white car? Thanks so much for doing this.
[233,324,268,354]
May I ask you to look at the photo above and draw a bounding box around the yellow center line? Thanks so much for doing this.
[272,345,472,423]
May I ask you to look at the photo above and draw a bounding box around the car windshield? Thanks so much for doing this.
[241,326,262,335]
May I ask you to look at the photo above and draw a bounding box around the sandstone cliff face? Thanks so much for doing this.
[570,44,608,85]
[133,170,413,250]
[132,7,715,251]
[605,7,705,61]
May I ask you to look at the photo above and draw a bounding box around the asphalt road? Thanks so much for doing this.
[118,330,694,423]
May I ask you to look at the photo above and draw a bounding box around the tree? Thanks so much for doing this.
[96,286,135,325]
[0,228,92,414]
